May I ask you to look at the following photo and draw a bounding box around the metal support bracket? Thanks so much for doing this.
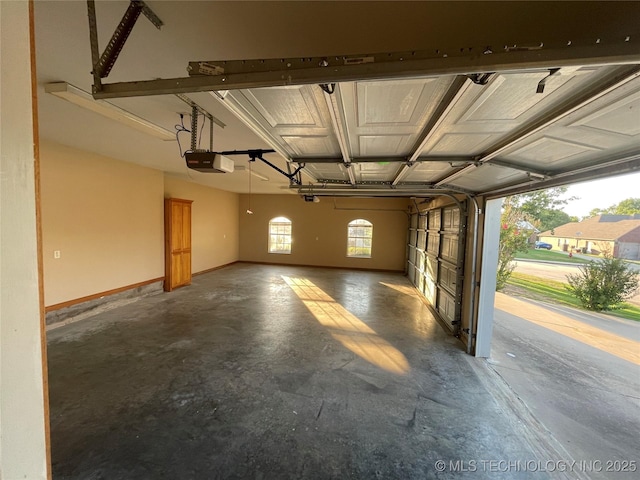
[175,93,226,128]
[88,0,163,86]
[536,68,561,93]
[467,72,495,85]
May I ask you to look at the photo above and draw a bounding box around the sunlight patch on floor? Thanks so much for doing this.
[379,282,419,297]
[283,276,411,375]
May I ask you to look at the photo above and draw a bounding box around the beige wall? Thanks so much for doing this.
[1,2,49,477]
[40,141,165,306]
[239,195,409,271]
[164,176,240,272]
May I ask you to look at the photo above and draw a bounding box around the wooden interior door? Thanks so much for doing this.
[165,198,193,291]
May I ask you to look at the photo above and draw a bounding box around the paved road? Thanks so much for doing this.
[514,260,640,306]
[491,293,640,480]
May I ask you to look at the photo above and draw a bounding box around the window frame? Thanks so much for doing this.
[268,216,292,254]
[347,219,373,258]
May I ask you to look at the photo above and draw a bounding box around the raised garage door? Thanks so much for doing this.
[408,204,466,332]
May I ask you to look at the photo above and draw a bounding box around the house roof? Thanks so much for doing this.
[539,215,640,241]
[516,220,539,233]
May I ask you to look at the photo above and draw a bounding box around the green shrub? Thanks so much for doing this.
[566,255,639,311]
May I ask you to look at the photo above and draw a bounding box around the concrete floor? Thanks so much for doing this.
[48,264,551,479]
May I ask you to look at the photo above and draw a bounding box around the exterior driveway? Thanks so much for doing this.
[491,293,640,480]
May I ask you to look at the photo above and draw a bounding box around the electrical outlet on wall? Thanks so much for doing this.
[54,250,61,259]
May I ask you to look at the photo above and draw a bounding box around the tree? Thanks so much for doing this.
[496,205,532,291]
[566,255,639,311]
[588,197,640,217]
[504,187,578,231]
[614,198,640,215]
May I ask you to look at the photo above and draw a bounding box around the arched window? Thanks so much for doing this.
[347,219,373,258]
[269,216,292,254]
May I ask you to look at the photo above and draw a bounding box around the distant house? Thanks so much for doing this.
[538,215,640,260]
[515,220,539,244]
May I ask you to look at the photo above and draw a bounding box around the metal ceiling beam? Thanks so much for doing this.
[322,85,355,185]
[290,156,472,164]
[92,43,640,99]
[293,182,480,197]
[488,159,550,178]
[408,77,474,164]
[295,187,459,198]
[435,65,640,187]
[292,157,399,164]
[435,164,477,187]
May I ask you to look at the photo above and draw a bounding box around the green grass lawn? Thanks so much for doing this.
[505,272,640,322]
[515,248,587,264]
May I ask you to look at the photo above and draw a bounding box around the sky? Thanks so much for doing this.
[560,171,640,219]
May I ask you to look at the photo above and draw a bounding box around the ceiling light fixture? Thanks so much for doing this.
[45,82,175,141]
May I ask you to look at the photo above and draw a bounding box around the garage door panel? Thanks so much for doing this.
[357,79,436,126]
[416,250,426,272]
[403,160,454,183]
[449,164,527,191]
[407,204,465,332]
[439,261,458,296]
[245,86,325,127]
[282,135,339,157]
[425,255,437,282]
[506,136,601,166]
[428,209,441,229]
[225,86,341,158]
[424,277,437,305]
[416,271,425,293]
[359,134,412,157]
[419,67,600,158]
[426,235,440,256]
[427,132,496,156]
[339,77,455,158]
[498,74,640,172]
[441,235,459,263]
[304,163,350,181]
[443,207,460,230]
[357,161,404,182]
[437,289,457,326]
[570,90,640,136]
[408,263,416,284]
[459,72,583,123]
